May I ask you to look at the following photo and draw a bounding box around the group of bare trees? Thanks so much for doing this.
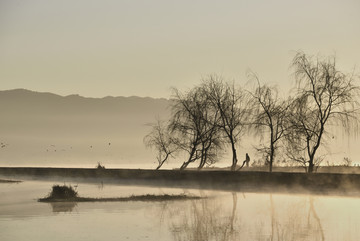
[145,76,251,171]
[145,52,359,173]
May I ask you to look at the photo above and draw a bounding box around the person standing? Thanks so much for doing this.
[238,153,251,170]
[245,153,250,167]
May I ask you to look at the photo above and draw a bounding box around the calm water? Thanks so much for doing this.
[1,179,360,241]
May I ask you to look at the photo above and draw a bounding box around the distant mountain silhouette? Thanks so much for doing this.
[0,89,170,167]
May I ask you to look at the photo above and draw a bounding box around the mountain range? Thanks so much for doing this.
[0,89,170,168]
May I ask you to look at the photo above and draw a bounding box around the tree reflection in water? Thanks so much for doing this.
[158,192,326,241]
[169,192,240,241]
[49,202,77,213]
[43,189,329,240]
[268,195,324,241]
[308,197,324,241]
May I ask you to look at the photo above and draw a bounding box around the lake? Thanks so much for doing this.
[1,179,359,241]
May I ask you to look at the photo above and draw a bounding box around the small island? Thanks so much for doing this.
[38,184,202,202]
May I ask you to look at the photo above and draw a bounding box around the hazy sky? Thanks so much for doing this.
[1,0,359,98]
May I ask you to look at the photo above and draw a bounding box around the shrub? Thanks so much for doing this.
[96,162,105,170]
[342,157,352,167]
[48,184,78,199]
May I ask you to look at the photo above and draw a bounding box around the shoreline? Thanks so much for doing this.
[1,167,360,196]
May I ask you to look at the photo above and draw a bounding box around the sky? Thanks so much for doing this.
[1,0,359,98]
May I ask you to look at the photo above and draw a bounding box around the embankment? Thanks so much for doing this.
[1,167,359,196]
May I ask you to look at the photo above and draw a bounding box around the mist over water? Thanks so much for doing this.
[1,179,359,241]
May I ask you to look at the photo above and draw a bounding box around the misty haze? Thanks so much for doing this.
[1,0,360,241]
[0,89,170,168]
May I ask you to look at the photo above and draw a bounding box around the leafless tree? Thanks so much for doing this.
[286,52,359,173]
[249,75,290,172]
[170,87,222,170]
[197,86,224,169]
[202,75,251,171]
[144,119,178,170]
[285,134,325,172]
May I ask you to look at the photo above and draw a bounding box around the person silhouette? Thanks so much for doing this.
[245,153,250,167]
[237,153,251,170]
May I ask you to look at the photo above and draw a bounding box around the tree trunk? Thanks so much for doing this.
[230,141,238,171]
[198,143,211,169]
[198,156,205,169]
[180,161,191,170]
[308,160,314,173]
[269,143,274,173]
[307,125,324,173]
[269,127,274,173]
[155,164,162,170]
[155,154,169,170]
[182,145,196,170]
[198,155,206,169]
[198,145,206,169]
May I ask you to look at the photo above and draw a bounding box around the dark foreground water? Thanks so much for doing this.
[1,179,359,241]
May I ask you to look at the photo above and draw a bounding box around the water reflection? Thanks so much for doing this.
[49,202,77,213]
[158,192,331,241]
[268,195,325,241]
[97,181,104,190]
[308,197,324,241]
[168,192,240,241]
[2,180,360,241]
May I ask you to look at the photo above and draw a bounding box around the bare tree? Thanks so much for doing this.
[169,88,203,170]
[287,52,359,173]
[249,75,290,172]
[197,86,224,169]
[144,119,178,170]
[170,87,221,170]
[203,75,251,171]
[285,133,325,172]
